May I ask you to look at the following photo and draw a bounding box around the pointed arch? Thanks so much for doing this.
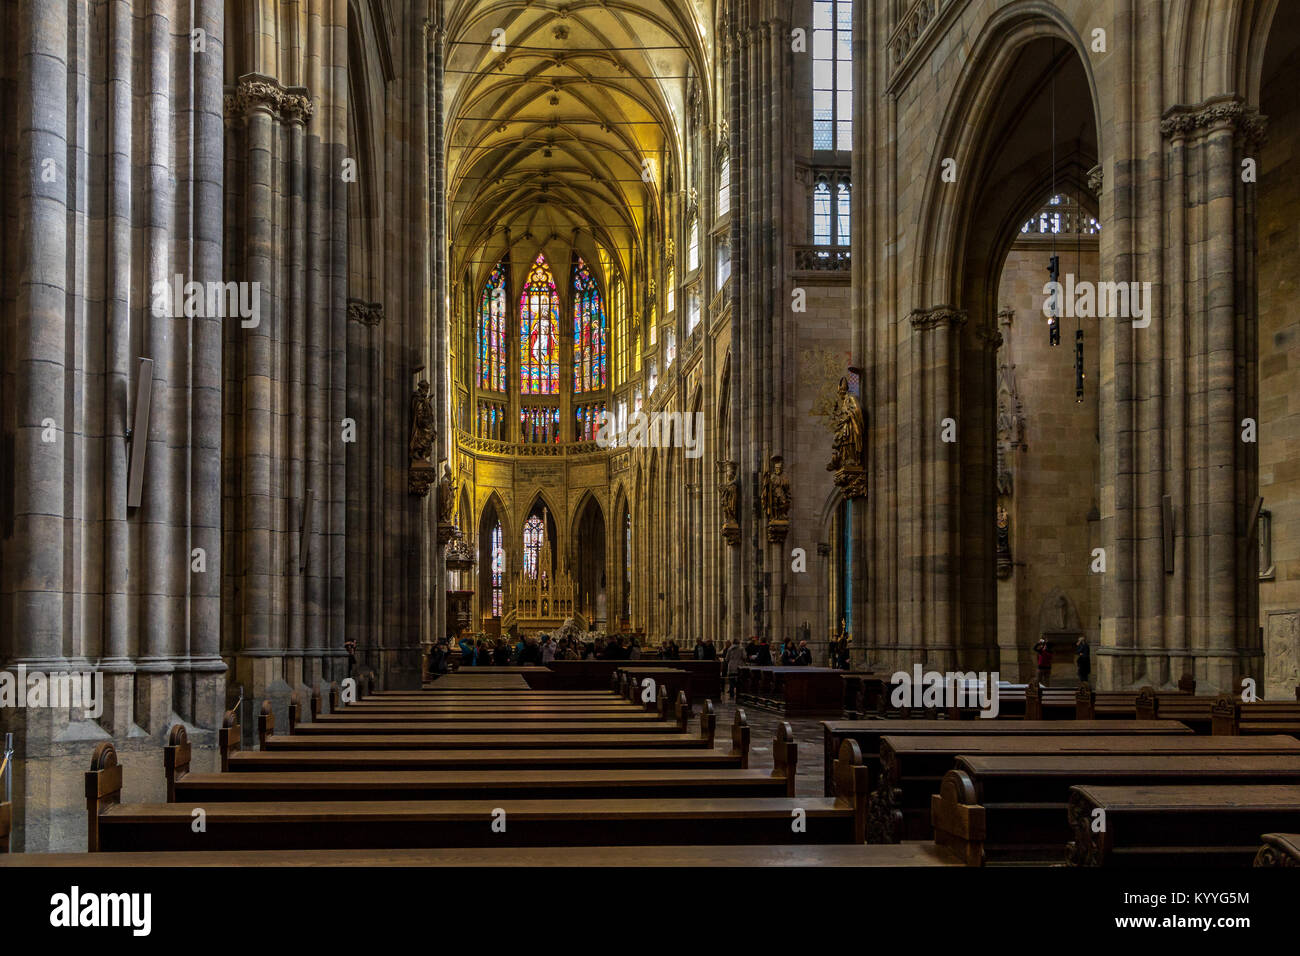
[572,256,609,392]
[476,259,508,392]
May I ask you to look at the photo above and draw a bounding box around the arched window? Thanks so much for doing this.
[523,514,545,577]
[837,181,851,245]
[489,522,503,616]
[666,259,675,314]
[717,153,730,215]
[814,181,832,244]
[476,262,507,391]
[813,0,853,151]
[572,257,608,392]
[687,218,700,272]
[520,254,559,394]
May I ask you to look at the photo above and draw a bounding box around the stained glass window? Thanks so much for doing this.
[575,402,607,442]
[524,515,545,577]
[688,219,699,272]
[476,262,507,391]
[520,254,559,394]
[520,405,560,443]
[572,257,608,392]
[490,522,503,616]
[717,154,730,216]
[666,260,675,314]
[477,400,506,440]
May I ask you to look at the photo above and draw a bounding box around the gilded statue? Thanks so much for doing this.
[828,377,864,471]
[760,455,791,524]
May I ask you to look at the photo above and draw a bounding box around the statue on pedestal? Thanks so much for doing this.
[760,455,791,544]
[828,376,867,499]
[408,380,437,497]
[719,459,740,546]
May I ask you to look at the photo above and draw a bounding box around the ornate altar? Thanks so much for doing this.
[502,517,586,636]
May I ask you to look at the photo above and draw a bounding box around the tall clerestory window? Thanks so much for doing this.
[520,254,560,394]
[813,0,852,151]
[813,177,851,246]
[523,514,545,577]
[572,257,608,392]
[489,522,503,616]
[477,262,507,391]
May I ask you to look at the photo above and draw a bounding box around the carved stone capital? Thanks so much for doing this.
[909,306,968,332]
[1160,95,1267,146]
[227,73,315,124]
[766,519,789,545]
[409,461,437,498]
[721,522,741,547]
[347,299,384,327]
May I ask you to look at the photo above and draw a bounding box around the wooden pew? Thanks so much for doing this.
[738,666,846,717]
[1132,685,1226,732]
[618,666,692,711]
[171,722,795,802]
[1253,833,1300,867]
[841,672,886,718]
[821,719,1192,797]
[3,843,969,867]
[1212,694,1300,737]
[545,660,722,700]
[1066,785,1300,866]
[257,698,720,753]
[314,708,664,724]
[85,735,870,852]
[929,753,1300,864]
[1021,682,1079,721]
[871,733,1300,844]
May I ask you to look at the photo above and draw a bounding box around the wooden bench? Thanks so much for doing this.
[1021,682,1080,721]
[738,666,846,717]
[1253,833,1300,867]
[316,708,663,723]
[545,660,721,700]
[617,666,693,711]
[2,843,968,867]
[871,733,1300,844]
[841,672,886,718]
[1133,685,1226,732]
[85,736,870,852]
[821,719,1192,797]
[1211,694,1300,737]
[1066,785,1300,866]
[256,698,721,754]
[929,753,1300,864]
[170,722,794,802]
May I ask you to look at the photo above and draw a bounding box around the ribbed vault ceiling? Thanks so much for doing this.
[445,0,709,292]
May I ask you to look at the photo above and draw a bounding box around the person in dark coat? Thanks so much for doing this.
[753,639,772,666]
[1075,635,1091,685]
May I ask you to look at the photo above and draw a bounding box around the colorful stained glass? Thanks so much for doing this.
[520,254,559,394]
[490,522,503,616]
[521,406,561,443]
[572,257,608,392]
[575,403,607,441]
[523,515,545,577]
[476,262,507,391]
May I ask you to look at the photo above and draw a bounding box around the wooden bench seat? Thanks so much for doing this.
[1067,785,1300,866]
[872,733,1300,844]
[821,720,1192,796]
[1021,683,1080,721]
[169,723,791,802]
[241,699,722,761]
[2,842,967,867]
[1254,833,1300,867]
[1212,695,1300,737]
[930,753,1300,864]
[315,709,664,723]
[227,747,749,773]
[86,737,869,852]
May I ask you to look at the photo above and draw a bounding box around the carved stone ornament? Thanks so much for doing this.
[347,299,384,326]
[1159,95,1266,146]
[409,460,437,498]
[909,306,968,332]
[409,380,435,462]
[226,73,315,123]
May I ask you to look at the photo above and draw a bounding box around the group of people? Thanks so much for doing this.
[1032,635,1091,686]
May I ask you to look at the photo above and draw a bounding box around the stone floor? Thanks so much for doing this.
[708,697,829,797]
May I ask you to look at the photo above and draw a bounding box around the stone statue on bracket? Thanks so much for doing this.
[435,462,457,544]
[408,380,437,498]
[760,454,791,544]
[719,459,740,546]
[827,376,867,499]
[409,380,435,462]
